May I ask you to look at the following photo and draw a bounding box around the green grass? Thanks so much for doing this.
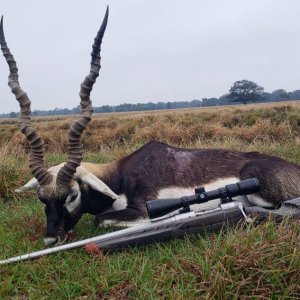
[1,199,300,299]
[0,152,300,299]
[1,103,300,299]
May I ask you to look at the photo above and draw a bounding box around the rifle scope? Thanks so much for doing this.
[146,178,260,219]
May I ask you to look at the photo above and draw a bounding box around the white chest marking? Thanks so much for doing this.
[65,192,82,214]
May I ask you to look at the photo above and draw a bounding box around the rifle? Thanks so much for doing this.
[1,178,300,265]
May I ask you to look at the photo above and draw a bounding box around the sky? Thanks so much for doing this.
[0,0,299,113]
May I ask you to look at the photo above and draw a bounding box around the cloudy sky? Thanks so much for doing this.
[0,0,299,113]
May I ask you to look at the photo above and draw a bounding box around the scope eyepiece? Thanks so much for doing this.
[146,178,260,219]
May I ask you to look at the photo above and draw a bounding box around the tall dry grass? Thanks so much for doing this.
[0,143,28,201]
[0,102,299,152]
[0,102,299,201]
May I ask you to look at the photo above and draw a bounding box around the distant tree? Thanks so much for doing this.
[262,92,271,102]
[72,105,80,114]
[271,89,289,101]
[156,102,167,109]
[202,98,219,107]
[218,94,230,105]
[100,105,114,113]
[190,99,202,107]
[229,80,264,104]
[290,90,300,100]
[9,111,17,118]
[166,102,172,109]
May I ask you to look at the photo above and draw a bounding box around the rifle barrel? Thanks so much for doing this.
[0,223,152,265]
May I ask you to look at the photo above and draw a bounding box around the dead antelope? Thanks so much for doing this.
[1,9,300,246]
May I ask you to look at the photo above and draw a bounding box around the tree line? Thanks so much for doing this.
[1,80,299,118]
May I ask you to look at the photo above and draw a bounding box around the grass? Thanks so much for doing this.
[0,102,300,299]
[1,200,300,299]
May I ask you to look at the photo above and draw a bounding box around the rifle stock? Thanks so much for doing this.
[87,197,300,252]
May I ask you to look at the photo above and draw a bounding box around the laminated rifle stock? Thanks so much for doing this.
[87,197,300,252]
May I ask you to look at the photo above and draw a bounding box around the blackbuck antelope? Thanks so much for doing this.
[1,9,300,246]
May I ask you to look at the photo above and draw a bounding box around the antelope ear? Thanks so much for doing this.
[15,177,39,193]
[75,165,120,200]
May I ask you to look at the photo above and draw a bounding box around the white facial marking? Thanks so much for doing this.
[65,190,82,214]
[112,194,128,211]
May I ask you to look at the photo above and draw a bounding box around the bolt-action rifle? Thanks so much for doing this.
[1,178,300,265]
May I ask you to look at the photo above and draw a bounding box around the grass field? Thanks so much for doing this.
[0,102,300,299]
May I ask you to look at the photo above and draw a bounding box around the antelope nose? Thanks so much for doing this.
[44,236,58,246]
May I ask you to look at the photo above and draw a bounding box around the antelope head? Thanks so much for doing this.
[0,8,118,245]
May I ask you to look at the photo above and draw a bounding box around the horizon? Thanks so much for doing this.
[1,95,299,118]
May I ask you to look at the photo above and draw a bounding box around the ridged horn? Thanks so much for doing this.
[56,7,109,187]
[0,16,52,186]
